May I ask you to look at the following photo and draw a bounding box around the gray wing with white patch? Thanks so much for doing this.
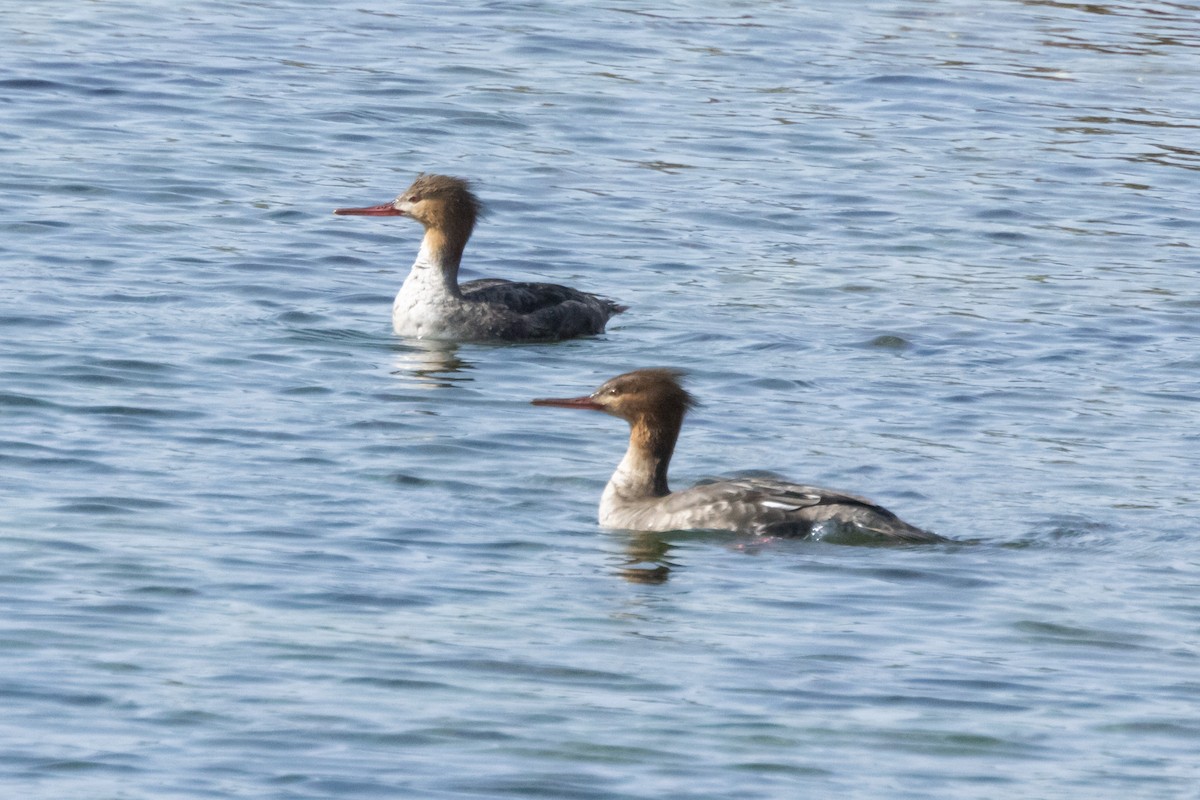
[669,477,943,543]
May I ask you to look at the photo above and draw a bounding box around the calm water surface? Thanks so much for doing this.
[3,1,1199,797]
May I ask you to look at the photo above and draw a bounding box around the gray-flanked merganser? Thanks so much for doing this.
[533,368,945,543]
[334,174,625,341]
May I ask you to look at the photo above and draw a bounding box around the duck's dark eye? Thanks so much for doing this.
[408,194,422,203]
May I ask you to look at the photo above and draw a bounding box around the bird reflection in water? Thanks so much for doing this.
[614,530,785,584]
[614,531,678,584]
[389,340,473,389]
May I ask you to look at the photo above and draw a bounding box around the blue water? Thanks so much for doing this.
[3,1,1199,797]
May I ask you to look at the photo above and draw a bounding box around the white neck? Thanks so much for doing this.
[409,235,462,292]
[598,444,668,528]
[601,429,670,507]
[392,233,465,336]
[613,443,666,495]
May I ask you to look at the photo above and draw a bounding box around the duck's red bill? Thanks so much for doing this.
[531,396,603,411]
[333,203,403,216]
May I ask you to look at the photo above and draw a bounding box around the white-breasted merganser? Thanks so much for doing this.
[533,368,945,543]
[334,174,625,341]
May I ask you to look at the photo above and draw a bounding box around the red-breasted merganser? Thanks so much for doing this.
[533,368,945,543]
[334,174,625,341]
